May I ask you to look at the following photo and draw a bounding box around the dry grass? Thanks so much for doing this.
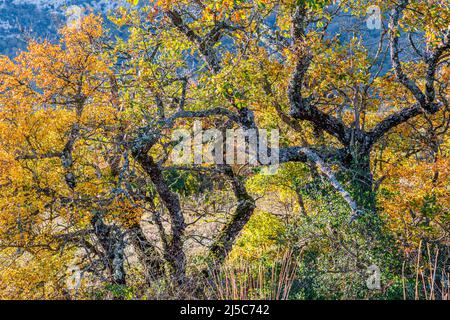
[403,241,449,300]
[209,250,298,300]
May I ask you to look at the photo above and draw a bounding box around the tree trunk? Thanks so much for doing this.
[209,168,256,264]
[91,213,126,286]
[129,224,165,284]
[349,154,375,212]
[132,151,187,283]
[344,132,376,213]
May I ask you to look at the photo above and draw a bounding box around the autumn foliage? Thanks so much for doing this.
[0,0,448,300]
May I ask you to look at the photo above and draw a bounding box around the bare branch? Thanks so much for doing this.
[370,102,440,142]
[389,0,427,107]
[288,4,350,145]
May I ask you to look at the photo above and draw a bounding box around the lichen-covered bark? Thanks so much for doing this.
[131,150,187,282]
[209,168,256,264]
[129,224,165,283]
[91,212,126,285]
